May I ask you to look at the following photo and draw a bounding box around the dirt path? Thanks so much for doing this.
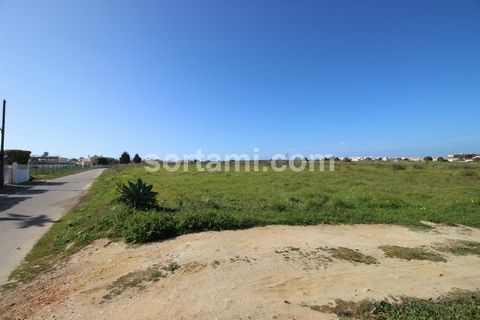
[1,223,480,319]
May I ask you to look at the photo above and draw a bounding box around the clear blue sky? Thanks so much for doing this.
[1,0,479,159]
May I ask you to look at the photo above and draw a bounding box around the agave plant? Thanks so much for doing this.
[117,178,158,210]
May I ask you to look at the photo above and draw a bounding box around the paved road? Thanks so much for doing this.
[0,169,105,284]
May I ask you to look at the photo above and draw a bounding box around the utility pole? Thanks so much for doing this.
[0,100,6,188]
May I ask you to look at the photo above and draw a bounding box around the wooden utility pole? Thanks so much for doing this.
[0,100,6,188]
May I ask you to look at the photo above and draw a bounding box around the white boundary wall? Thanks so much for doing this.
[3,162,30,184]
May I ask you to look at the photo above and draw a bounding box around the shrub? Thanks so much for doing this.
[392,164,406,170]
[117,178,158,210]
[123,211,176,243]
[5,149,31,164]
[175,210,253,233]
[424,156,433,162]
[119,151,131,164]
[463,170,476,177]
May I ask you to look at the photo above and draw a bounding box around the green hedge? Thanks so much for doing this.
[5,149,31,165]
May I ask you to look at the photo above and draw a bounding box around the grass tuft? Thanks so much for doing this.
[323,247,378,265]
[103,262,180,300]
[437,240,480,257]
[380,245,446,262]
[313,291,480,319]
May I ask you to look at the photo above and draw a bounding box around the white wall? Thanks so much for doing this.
[2,163,30,185]
[14,163,30,183]
[3,165,13,184]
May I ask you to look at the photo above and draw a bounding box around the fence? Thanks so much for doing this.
[3,163,30,184]
[30,163,89,176]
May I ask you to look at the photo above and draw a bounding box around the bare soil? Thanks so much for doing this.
[1,223,480,320]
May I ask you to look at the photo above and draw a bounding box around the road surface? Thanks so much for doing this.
[0,169,105,284]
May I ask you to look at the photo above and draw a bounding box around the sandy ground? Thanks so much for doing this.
[1,223,480,320]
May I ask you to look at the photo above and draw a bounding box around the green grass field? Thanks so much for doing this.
[129,161,480,227]
[6,161,480,286]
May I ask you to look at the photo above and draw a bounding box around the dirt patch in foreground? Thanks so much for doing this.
[1,224,480,320]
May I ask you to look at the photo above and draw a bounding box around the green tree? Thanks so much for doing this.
[5,150,31,164]
[96,157,109,165]
[133,153,142,164]
[119,152,131,164]
[424,156,433,162]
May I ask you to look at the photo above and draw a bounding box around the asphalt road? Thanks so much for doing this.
[0,169,105,284]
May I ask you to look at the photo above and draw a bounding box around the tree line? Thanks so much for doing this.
[96,152,142,165]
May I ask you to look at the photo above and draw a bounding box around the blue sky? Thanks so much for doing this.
[0,0,479,159]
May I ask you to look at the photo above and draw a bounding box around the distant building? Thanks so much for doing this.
[447,153,478,162]
[405,156,422,162]
[30,156,68,164]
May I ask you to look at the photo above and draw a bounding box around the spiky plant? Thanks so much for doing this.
[117,178,158,210]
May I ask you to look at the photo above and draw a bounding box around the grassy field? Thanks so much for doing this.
[127,161,480,227]
[6,161,480,286]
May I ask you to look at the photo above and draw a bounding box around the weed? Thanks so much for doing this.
[315,291,480,319]
[123,211,176,243]
[103,261,180,300]
[163,262,180,272]
[462,170,477,177]
[103,265,167,300]
[436,240,480,257]
[380,245,446,262]
[323,247,378,264]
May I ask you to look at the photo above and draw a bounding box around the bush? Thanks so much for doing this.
[176,210,254,233]
[123,212,176,243]
[424,156,433,162]
[117,178,158,210]
[5,149,31,164]
[392,164,407,170]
